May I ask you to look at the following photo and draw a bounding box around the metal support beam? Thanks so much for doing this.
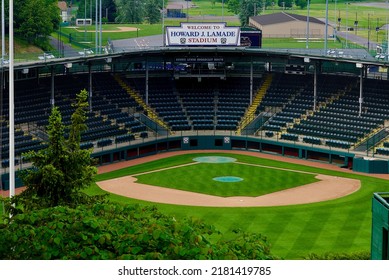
[51,66,55,108]
[89,64,93,112]
[359,66,363,117]
[250,58,253,105]
[313,64,317,111]
[145,59,149,105]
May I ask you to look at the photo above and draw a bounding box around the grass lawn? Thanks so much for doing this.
[262,37,343,49]
[186,0,235,17]
[54,1,389,52]
[89,152,389,259]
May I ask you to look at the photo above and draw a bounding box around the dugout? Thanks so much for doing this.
[371,193,389,260]
[353,157,389,174]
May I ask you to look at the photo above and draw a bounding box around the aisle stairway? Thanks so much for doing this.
[236,74,272,135]
[113,75,170,133]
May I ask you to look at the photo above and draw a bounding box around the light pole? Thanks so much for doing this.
[368,14,370,51]
[346,2,349,48]
[1,0,4,61]
[187,0,189,22]
[387,0,389,61]
[337,10,341,31]
[95,0,98,52]
[333,0,337,40]
[9,0,15,199]
[306,0,310,49]
[324,0,329,54]
[99,0,102,53]
[162,0,165,46]
[222,0,224,22]
[354,12,358,35]
[84,0,87,38]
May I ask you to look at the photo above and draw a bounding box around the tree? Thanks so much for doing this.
[226,0,240,15]
[277,0,293,9]
[115,0,162,24]
[295,0,307,9]
[13,89,98,211]
[115,0,145,23]
[0,202,278,260]
[265,0,275,10]
[239,0,263,26]
[144,0,162,24]
[12,0,60,48]
[75,0,117,23]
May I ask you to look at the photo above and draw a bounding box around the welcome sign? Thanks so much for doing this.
[166,23,240,46]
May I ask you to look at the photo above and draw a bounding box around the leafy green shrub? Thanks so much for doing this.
[0,202,278,260]
[303,251,370,260]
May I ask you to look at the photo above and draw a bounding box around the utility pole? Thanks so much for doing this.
[306,0,310,49]
[368,14,370,51]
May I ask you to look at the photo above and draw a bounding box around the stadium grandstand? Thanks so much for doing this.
[2,23,389,189]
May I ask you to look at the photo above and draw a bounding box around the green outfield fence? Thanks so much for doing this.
[371,193,389,260]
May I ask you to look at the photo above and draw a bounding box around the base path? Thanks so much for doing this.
[96,150,361,207]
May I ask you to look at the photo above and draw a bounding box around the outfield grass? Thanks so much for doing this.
[88,152,389,259]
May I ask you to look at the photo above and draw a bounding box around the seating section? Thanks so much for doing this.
[0,73,151,166]
[3,70,389,168]
[123,76,259,131]
[259,73,388,149]
[147,78,191,131]
[216,78,253,130]
[261,74,376,148]
[0,123,47,167]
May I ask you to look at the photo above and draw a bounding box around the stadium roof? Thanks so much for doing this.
[250,12,325,26]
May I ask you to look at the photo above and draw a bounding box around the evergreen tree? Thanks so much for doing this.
[13,89,97,211]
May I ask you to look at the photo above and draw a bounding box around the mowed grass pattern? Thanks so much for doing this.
[134,162,319,197]
[90,152,389,259]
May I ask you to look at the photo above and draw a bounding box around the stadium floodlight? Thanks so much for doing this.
[162,0,165,46]
[324,0,329,54]
[306,0,310,49]
[356,63,363,68]
[304,57,310,63]
[9,0,15,200]
[1,0,4,60]
[222,0,224,22]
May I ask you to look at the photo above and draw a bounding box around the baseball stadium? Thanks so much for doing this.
[1,2,389,261]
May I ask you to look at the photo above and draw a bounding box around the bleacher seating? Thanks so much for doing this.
[3,70,389,165]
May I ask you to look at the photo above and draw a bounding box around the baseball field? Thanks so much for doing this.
[88,150,389,259]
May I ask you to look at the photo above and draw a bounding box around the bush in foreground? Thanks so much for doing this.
[303,252,370,260]
[0,202,277,260]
